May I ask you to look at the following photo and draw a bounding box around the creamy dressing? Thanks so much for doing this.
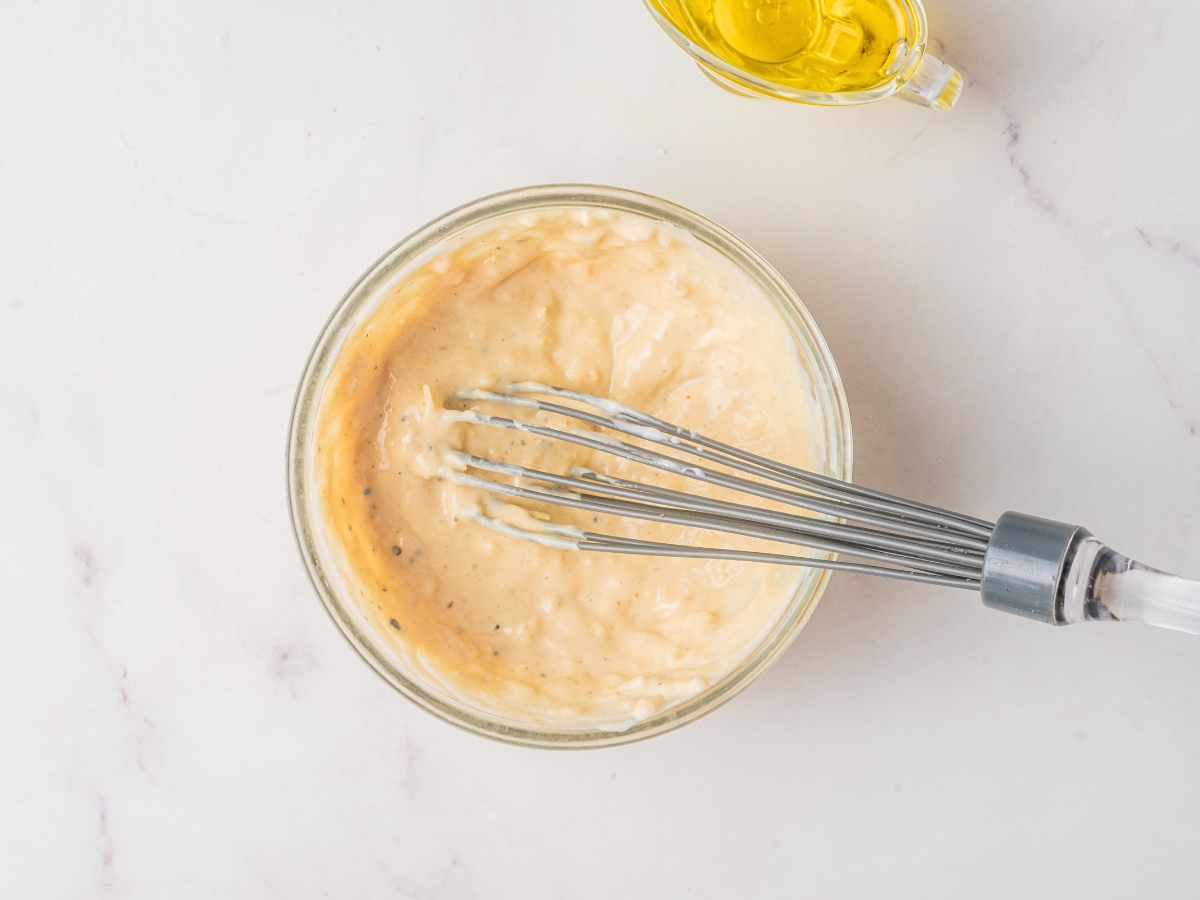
[314,208,815,728]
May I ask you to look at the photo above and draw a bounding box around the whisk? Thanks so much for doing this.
[441,384,1200,636]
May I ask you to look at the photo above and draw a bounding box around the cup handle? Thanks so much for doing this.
[896,53,963,110]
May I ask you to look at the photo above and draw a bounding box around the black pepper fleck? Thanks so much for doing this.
[389,619,401,630]
[391,545,402,555]
[363,487,371,495]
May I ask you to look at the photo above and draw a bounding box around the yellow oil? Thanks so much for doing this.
[648,0,920,96]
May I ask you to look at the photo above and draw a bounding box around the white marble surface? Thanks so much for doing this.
[3,0,1200,896]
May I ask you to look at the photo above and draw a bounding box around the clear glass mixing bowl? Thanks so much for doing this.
[287,184,852,748]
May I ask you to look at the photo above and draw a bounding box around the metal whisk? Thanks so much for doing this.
[443,384,1200,635]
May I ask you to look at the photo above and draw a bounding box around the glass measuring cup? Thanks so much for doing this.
[644,0,963,110]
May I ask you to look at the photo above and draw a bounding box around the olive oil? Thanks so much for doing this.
[649,0,920,96]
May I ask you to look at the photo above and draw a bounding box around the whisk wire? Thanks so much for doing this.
[445,385,995,589]
[450,408,991,549]
[452,452,985,569]
[465,385,993,537]
[450,461,981,581]
[559,534,983,590]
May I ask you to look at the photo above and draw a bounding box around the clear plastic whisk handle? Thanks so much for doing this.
[1061,535,1200,635]
[979,512,1200,634]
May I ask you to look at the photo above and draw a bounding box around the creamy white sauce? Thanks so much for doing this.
[314,208,814,729]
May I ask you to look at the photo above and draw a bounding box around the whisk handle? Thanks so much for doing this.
[1059,536,1200,634]
[981,512,1200,634]
[980,512,1088,623]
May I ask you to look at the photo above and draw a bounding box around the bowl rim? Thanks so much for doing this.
[287,183,853,748]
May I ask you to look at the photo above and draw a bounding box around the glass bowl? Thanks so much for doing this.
[287,184,852,748]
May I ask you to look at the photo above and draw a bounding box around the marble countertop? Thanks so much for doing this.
[3,1,1199,896]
